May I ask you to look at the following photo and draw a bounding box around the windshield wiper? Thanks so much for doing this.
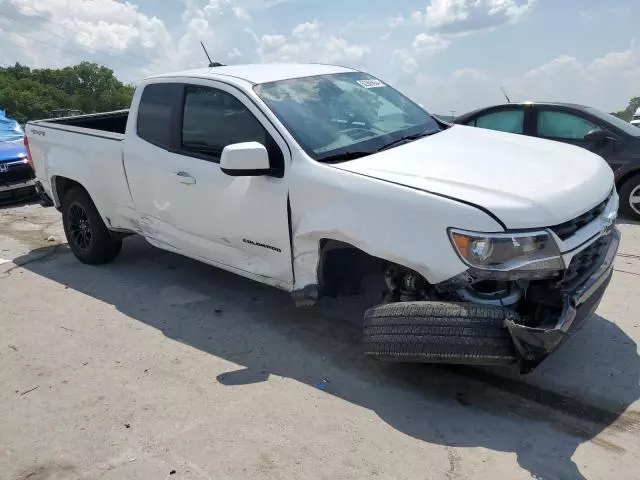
[317,130,439,163]
[375,131,437,152]
[318,151,375,163]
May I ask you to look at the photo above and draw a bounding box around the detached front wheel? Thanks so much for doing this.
[364,301,517,365]
[62,186,122,264]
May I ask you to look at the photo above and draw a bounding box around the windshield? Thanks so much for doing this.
[254,72,440,161]
[585,107,640,137]
[0,111,24,142]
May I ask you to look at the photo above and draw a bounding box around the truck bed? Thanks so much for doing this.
[26,110,136,233]
[31,110,129,137]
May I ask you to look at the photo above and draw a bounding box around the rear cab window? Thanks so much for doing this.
[136,83,181,148]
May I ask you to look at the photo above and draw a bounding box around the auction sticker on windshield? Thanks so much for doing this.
[357,79,385,89]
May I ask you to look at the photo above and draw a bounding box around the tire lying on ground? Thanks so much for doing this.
[364,301,517,365]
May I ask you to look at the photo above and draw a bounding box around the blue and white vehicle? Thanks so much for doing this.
[0,110,35,201]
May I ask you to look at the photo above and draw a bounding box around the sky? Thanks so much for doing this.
[1,0,639,115]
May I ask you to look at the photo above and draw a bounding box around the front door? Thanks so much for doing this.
[125,80,293,289]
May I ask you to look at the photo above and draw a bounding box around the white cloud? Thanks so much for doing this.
[611,7,631,15]
[588,50,635,71]
[1,0,637,120]
[408,68,506,115]
[392,49,418,73]
[581,7,631,21]
[1,1,367,80]
[292,21,321,40]
[579,10,597,21]
[260,34,287,50]
[240,0,295,10]
[228,47,243,58]
[412,33,450,54]
[417,0,470,28]
[0,0,272,79]
[258,21,370,65]
[509,47,640,110]
[387,13,406,28]
[0,0,174,77]
[404,45,640,115]
[175,0,258,71]
[412,0,536,33]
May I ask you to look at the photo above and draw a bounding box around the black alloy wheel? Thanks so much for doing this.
[61,186,122,264]
[68,202,92,251]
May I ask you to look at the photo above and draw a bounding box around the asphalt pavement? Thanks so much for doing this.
[1,201,639,480]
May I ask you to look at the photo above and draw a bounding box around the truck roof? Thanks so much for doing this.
[148,63,358,85]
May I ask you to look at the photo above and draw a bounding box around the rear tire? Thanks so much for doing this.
[364,301,517,365]
[619,174,640,221]
[61,186,122,264]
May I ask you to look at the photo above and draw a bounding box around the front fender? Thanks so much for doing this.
[289,160,504,291]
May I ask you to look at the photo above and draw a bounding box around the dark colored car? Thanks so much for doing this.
[0,112,35,203]
[454,102,640,220]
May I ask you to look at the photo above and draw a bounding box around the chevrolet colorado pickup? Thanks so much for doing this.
[27,64,620,372]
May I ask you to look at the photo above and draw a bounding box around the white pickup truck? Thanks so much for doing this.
[27,63,619,372]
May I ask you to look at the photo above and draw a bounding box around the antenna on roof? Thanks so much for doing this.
[200,41,226,67]
[500,86,511,103]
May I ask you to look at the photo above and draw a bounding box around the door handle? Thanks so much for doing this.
[176,171,196,185]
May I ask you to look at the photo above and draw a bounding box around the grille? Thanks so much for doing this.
[551,192,611,240]
[561,235,611,291]
[0,161,34,184]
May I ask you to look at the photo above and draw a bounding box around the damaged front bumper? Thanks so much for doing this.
[505,228,620,372]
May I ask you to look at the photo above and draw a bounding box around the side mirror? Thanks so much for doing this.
[584,129,609,145]
[220,142,270,176]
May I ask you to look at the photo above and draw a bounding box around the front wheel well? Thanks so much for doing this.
[317,239,429,301]
[317,240,386,298]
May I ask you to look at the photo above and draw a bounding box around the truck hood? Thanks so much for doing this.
[0,139,27,163]
[336,125,614,229]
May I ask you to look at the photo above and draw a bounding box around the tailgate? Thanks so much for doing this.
[25,122,129,211]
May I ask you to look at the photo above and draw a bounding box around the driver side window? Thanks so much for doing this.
[537,111,599,140]
[180,85,283,171]
[181,86,267,159]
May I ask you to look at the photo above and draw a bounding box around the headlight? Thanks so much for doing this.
[449,229,564,280]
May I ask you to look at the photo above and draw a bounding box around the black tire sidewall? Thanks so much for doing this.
[619,174,640,220]
[62,187,121,264]
[363,301,516,365]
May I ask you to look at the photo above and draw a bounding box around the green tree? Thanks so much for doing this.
[0,62,134,123]
[611,97,640,121]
